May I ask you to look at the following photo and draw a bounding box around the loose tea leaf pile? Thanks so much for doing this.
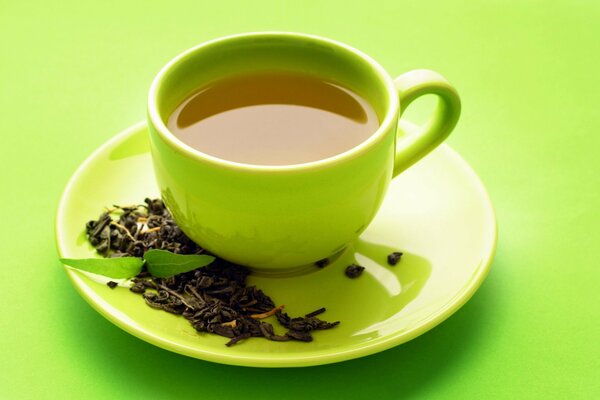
[128,259,338,346]
[84,198,339,346]
[86,198,202,257]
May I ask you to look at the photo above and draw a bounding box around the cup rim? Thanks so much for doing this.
[148,31,399,172]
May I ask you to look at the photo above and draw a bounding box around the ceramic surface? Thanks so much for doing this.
[56,122,495,367]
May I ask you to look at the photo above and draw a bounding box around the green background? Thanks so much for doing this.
[1,0,598,398]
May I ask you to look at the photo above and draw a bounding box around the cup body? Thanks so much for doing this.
[148,32,399,270]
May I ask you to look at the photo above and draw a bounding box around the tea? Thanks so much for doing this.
[167,72,379,165]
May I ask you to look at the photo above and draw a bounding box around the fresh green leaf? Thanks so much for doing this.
[143,249,215,278]
[60,257,143,279]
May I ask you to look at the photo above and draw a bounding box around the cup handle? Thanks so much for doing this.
[392,69,461,177]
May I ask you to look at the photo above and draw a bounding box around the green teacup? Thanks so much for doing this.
[147,32,460,272]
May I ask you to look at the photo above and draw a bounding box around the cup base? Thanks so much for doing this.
[245,247,347,278]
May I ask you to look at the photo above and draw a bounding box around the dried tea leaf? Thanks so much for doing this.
[143,249,215,278]
[345,264,365,278]
[60,257,143,279]
[387,251,403,266]
[107,281,118,289]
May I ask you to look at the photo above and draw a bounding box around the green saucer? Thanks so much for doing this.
[55,121,496,367]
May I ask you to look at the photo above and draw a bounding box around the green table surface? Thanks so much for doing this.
[1,1,598,398]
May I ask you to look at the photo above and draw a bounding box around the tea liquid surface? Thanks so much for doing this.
[168,72,379,165]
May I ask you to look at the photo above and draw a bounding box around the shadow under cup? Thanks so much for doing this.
[147,33,399,272]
